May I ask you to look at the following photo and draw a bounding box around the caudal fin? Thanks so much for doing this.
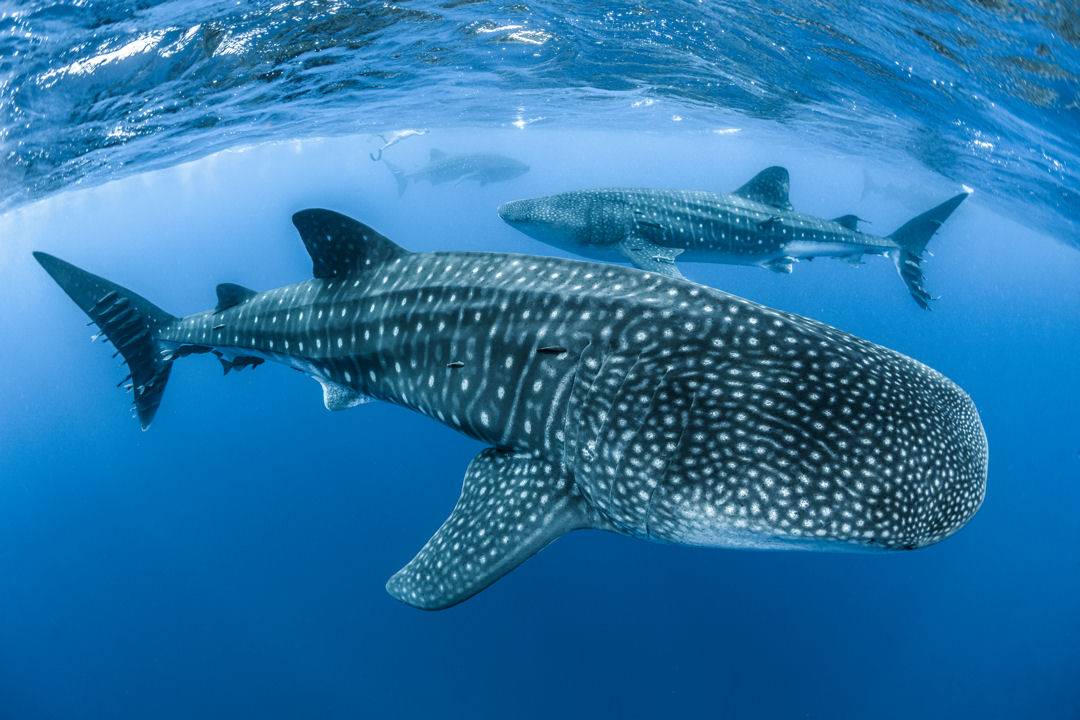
[34,252,177,429]
[887,191,970,310]
[383,160,408,197]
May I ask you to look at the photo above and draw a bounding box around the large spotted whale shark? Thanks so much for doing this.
[498,167,970,309]
[35,209,987,610]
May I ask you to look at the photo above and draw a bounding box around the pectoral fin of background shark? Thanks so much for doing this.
[318,378,372,410]
[762,256,796,273]
[386,449,596,610]
[619,236,685,279]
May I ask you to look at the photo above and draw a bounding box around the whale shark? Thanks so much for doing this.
[498,167,970,309]
[384,149,529,196]
[35,209,988,610]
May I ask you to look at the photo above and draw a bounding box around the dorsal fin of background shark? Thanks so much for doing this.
[34,209,987,610]
[499,167,970,309]
[732,165,793,211]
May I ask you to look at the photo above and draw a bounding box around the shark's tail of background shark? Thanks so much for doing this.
[383,160,408,197]
[34,252,178,430]
[887,191,970,310]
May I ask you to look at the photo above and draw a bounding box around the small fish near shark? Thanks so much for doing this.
[498,167,970,309]
[35,209,987,610]
[384,149,529,196]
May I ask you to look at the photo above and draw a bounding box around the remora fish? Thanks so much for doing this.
[498,167,970,309]
[35,209,987,610]
[384,149,529,196]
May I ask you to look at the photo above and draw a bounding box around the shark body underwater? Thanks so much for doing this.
[384,149,529,196]
[498,167,970,309]
[35,209,988,610]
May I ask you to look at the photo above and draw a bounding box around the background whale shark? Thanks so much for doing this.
[499,167,969,309]
[35,209,987,610]
[383,149,529,196]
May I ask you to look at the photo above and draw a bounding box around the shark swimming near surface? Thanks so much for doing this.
[35,209,987,610]
[384,149,529,196]
[498,167,970,309]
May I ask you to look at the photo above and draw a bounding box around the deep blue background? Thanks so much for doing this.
[2,130,1078,719]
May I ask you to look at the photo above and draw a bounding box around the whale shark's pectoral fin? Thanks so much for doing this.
[386,449,595,610]
[762,256,796,273]
[318,378,372,411]
[619,236,685,279]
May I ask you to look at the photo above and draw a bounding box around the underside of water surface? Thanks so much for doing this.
[2,1,1077,244]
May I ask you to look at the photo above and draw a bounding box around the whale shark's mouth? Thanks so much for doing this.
[497,199,535,224]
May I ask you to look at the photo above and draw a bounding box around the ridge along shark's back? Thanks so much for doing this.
[34,209,988,611]
[498,166,970,309]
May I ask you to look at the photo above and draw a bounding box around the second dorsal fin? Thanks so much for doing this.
[215,283,257,312]
[292,209,409,279]
[733,166,792,211]
[832,214,862,231]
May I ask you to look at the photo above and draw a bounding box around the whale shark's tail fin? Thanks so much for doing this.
[33,252,178,430]
[887,191,970,310]
[383,160,408,197]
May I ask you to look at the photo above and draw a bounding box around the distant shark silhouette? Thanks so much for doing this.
[35,209,987,610]
[384,149,529,196]
[499,167,969,309]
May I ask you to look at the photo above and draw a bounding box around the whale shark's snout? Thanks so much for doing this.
[899,379,988,549]
[826,368,987,552]
[497,198,536,225]
[499,194,602,257]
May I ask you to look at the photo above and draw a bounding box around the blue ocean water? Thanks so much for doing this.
[1,3,1079,719]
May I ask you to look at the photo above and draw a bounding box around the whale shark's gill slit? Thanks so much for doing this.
[497,347,540,448]
[558,340,594,469]
[543,352,581,454]
[607,367,671,529]
[591,352,643,456]
[572,343,618,463]
[645,391,696,540]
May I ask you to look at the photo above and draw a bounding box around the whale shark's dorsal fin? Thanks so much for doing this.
[214,283,257,312]
[733,166,792,211]
[292,209,409,279]
[386,449,597,610]
[429,148,446,161]
[832,214,862,231]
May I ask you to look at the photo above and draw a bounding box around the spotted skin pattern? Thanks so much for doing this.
[36,210,988,610]
[385,149,529,196]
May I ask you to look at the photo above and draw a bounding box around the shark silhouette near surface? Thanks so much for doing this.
[35,209,988,610]
[499,167,970,309]
[384,149,529,196]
